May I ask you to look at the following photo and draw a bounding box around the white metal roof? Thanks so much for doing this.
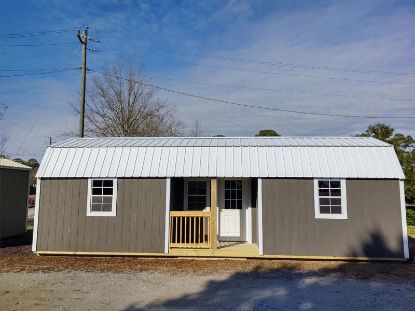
[37,137,404,179]
[51,136,390,148]
[0,158,31,170]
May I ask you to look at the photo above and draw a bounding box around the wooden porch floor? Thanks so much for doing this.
[169,242,259,258]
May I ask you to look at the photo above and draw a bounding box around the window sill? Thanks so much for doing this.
[87,212,116,217]
[315,214,347,220]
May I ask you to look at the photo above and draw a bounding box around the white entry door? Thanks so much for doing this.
[219,180,244,241]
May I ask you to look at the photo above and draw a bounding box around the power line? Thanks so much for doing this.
[14,108,44,156]
[0,67,79,78]
[151,75,415,103]
[89,68,415,119]
[180,51,415,76]
[0,67,79,72]
[152,59,415,86]
[1,64,77,156]
[133,43,415,76]
[0,42,77,47]
[4,65,410,103]
[0,28,75,39]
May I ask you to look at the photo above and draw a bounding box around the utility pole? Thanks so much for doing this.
[77,25,88,138]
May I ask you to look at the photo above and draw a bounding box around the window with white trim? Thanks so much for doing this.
[87,179,117,216]
[314,179,347,219]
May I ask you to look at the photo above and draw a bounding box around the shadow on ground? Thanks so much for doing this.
[123,264,415,310]
[123,231,415,310]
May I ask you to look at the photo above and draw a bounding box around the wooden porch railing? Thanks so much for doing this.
[169,211,211,249]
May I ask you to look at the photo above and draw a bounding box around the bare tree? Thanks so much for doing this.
[0,137,7,157]
[0,102,6,120]
[0,102,8,157]
[190,120,203,137]
[82,65,182,137]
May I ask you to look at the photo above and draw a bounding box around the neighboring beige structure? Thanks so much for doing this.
[33,137,409,260]
[0,159,31,239]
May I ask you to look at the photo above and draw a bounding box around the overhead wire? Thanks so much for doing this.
[150,75,415,103]
[0,28,75,39]
[132,43,415,76]
[0,42,77,47]
[0,67,80,78]
[1,65,411,103]
[89,68,415,119]
[0,67,79,72]
[1,67,79,155]
[179,51,415,76]
[151,59,415,86]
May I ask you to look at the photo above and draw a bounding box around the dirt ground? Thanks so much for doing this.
[1,238,415,310]
[2,269,415,311]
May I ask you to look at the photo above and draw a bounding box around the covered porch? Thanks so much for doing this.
[167,178,260,257]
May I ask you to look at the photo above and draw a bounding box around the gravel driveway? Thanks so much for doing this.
[1,269,415,310]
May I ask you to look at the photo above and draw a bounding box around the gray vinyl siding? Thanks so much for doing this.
[36,178,166,253]
[0,168,29,239]
[262,179,404,258]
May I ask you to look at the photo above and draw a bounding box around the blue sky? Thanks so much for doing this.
[0,0,414,160]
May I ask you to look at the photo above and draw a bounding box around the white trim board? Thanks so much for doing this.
[257,178,263,255]
[245,179,253,243]
[399,180,409,259]
[31,178,41,251]
[164,178,171,254]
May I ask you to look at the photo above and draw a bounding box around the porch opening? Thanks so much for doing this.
[168,177,259,254]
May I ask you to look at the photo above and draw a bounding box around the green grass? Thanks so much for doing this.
[408,225,415,237]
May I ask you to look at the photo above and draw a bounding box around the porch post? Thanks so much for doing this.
[258,178,264,255]
[164,178,171,254]
[210,178,218,250]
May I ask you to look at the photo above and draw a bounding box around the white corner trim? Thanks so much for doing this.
[313,179,348,220]
[164,178,171,254]
[246,207,252,244]
[32,178,41,251]
[399,180,409,259]
[257,178,264,255]
[244,179,252,243]
[86,178,117,217]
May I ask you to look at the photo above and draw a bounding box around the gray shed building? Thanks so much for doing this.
[0,158,31,239]
[33,136,409,260]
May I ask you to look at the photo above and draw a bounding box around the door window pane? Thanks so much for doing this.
[224,179,242,210]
